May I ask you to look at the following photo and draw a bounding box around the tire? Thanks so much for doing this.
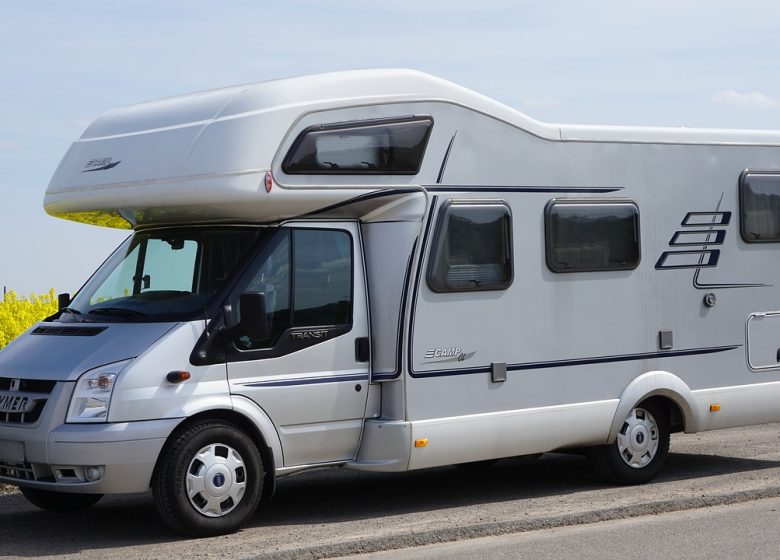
[20,487,102,511]
[588,400,670,485]
[152,420,264,537]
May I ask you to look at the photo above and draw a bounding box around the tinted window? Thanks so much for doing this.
[427,202,513,292]
[283,116,433,174]
[233,229,353,349]
[546,200,640,272]
[293,229,353,326]
[239,233,291,347]
[740,172,780,242]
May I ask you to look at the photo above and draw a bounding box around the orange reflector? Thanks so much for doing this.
[166,371,191,383]
[710,404,721,412]
[414,439,429,448]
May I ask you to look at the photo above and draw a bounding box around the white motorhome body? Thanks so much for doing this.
[2,69,780,535]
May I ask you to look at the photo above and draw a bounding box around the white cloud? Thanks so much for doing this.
[711,90,778,109]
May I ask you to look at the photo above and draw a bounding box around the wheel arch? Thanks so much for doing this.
[152,399,282,502]
[607,370,700,444]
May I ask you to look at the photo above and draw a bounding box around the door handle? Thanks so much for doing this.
[355,337,370,363]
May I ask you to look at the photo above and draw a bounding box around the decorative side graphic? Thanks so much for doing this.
[423,347,476,364]
[655,195,769,289]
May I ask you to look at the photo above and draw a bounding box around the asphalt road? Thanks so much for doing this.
[334,496,780,560]
[0,423,778,559]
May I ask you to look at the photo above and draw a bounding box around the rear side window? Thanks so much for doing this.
[545,200,640,272]
[282,116,433,174]
[740,171,780,242]
[427,201,513,293]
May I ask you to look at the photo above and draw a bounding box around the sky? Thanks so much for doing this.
[2,0,780,295]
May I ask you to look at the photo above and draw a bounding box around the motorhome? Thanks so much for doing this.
[1,69,780,536]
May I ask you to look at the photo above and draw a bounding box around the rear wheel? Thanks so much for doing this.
[20,487,102,511]
[589,400,670,485]
[152,420,264,537]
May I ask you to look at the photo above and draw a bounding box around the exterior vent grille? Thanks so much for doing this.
[0,378,56,425]
[0,461,37,481]
[31,326,106,337]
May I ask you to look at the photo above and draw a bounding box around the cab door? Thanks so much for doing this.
[226,222,370,467]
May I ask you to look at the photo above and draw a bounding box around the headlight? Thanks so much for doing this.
[67,360,130,423]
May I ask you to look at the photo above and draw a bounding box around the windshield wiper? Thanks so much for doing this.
[89,307,147,318]
[49,306,88,323]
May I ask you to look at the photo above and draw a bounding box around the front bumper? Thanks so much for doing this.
[0,418,181,494]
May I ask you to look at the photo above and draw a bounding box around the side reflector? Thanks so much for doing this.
[710,404,721,412]
[414,439,429,448]
[166,371,191,384]
[265,171,273,193]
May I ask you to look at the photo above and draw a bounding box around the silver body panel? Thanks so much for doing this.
[1,70,779,497]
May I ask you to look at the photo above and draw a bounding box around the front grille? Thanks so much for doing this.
[0,377,56,425]
[0,461,36,481]
[0,379,56,393]
[1,400,47,424]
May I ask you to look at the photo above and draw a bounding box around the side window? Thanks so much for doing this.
[282,116,433,174]
[293,229,353,326]
[545,199,640,273]
[234,229,352,350]
[241,233,291,348]
[427,201,513,293]
[740,171,780,242]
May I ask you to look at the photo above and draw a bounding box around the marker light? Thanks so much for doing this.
[710,404,721,412]
[414,439,429,448]
[167,371,191,383]
[265,171,273,193]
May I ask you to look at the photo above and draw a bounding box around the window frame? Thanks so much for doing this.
[281,115,433,175]
[426,199,514,293]
[544,198,641,273]
[739,170,780,243]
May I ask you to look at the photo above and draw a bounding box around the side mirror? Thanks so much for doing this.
[58,293,71,311]
[239,292,268,341]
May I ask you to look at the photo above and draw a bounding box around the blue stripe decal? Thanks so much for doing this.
[406,197,440,377]
[424,185,623,193]
[241,373,369,388]
[375,242,418,382]
[410,345,740,379]
[296,188,420,219]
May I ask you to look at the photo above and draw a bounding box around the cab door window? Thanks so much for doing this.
[233,228,353,352]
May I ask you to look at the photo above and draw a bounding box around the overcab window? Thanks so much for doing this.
[282,116,433,174]
[740,171,780,242]
[545,199,640,273]
[427,201,513,293]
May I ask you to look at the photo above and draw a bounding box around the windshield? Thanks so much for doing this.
[66,226,270,322]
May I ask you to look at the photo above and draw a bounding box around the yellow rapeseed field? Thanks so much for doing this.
[0,290,58,350]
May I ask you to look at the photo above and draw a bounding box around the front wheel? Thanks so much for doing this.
[20,487,102,511]
[152,420,264,537]
[588,400,670,485]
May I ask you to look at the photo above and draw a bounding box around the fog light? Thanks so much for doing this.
[85,466,103,482]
